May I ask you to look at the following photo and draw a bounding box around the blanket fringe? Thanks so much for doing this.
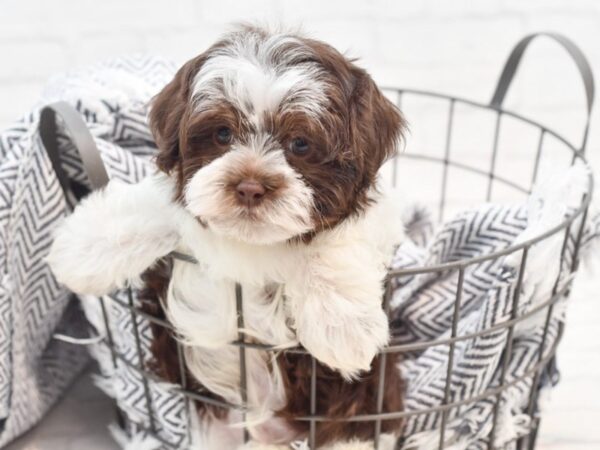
[492,407,531,448]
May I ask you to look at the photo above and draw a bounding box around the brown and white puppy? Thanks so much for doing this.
[48,25,407,449]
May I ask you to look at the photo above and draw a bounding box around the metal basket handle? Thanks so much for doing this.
[490,32,595,152]
[40,103,112,346]
[39,102,109,200]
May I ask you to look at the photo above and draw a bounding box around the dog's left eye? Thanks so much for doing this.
[215,127,233,145]
[289,137,310,156]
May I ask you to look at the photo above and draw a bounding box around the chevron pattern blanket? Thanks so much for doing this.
[392,194,599,449]
[0,56,175,446]
[0,56,597,449]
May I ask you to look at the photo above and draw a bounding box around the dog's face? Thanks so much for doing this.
[150,26,406,244]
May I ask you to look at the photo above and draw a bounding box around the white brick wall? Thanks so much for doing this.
[1,1,599,448]
[1,0,598,164]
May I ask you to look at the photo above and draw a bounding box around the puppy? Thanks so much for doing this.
[48,26,407,449]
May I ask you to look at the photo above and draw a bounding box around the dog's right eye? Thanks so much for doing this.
[215,127,233,145]
[289,137,310,156]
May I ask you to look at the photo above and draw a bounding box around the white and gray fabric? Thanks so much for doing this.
[0,55,175,447]
[392,187,599,449]
[0,57,597,450]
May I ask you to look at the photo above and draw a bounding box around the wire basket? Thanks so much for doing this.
[45,33,595,450]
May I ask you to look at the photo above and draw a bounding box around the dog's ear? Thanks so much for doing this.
[349,67,407,179]
[149,54,208,173]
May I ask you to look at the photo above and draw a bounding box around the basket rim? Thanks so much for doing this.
[169,170,592,277]
[386,177,591,277]
[379,87,594,276]
[111,269,570,355]
[381,87,584,155]
[170,87,594,280]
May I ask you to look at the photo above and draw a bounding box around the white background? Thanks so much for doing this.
[1,1,599,449]
[1,0,599,164]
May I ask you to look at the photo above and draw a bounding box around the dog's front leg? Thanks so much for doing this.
[47,174,182,295]
[286,252,389,380]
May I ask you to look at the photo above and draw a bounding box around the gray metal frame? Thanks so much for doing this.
[40,33,595,450]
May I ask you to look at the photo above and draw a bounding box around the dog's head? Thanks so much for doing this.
[150,26,406,244]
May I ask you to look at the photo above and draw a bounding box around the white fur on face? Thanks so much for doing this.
[192,32,328,125]
[184,138,315,245]
[185,31,328,245]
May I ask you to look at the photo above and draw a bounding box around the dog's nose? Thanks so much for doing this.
[236,179,266,207]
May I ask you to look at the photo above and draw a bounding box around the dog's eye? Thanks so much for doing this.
[215,127,233,145]
[289,137,310,156]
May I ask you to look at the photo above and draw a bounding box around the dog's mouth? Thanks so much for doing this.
[194,216,209,228]
[183,160,315,244]
[197,198,314,245]
[237,207,263,220]
[225,195,280,224]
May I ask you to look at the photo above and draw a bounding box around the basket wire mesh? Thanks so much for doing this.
[85,33,595,450]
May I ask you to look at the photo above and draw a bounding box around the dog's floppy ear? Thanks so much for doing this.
[349,67,407,179]
[149,54,208,173]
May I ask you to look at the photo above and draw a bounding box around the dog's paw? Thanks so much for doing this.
[295,297,389,380]
[47,175,180,295]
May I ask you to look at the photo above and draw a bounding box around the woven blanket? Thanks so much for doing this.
[390,171,599,449]
[1,56,597,450]
[0,56,175,446]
